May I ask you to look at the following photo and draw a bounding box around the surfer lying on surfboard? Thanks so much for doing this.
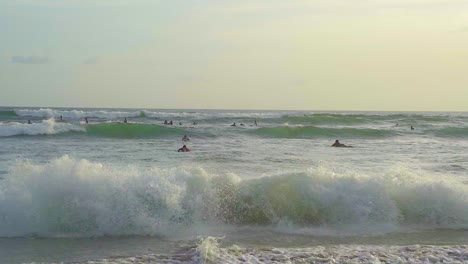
[332,139,352,148]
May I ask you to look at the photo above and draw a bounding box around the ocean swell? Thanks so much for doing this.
[0,157,466,238]
[84,122,185,138]
[251,125,395,139]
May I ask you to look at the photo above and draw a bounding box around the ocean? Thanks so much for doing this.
[0,107,466,263]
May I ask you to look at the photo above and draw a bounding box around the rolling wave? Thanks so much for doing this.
[84,122,185,138]
[251,125,395,138]
[15,108,144,119]
[0,156,466,237]
[0,110,17,117]
[0,119,84,137]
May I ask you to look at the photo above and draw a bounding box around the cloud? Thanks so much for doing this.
[11,56,49,64]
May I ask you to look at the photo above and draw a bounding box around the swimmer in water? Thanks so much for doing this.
[169,120,173,125]
[178,145,190,152]
[254,120,257,126]
[124,118,128,123]
[164,120,168,125]
[411,126,414,130]
[85,117,88,124]
[27,120,31,124]
[231,123,236,127]
[332,139,352,148]
[182,135,190,142]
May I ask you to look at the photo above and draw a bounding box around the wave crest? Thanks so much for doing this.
[0,157,466,237]
[0,119,84,137]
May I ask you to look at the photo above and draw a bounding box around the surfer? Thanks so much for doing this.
[27,120,31,124]
[231,123,236,127]
[164,120,168,125]
[182,135,190,142]
[192,122,197,125]
[178,145,190,152]
[169,120,173,125]
[332,140,352,148]
[411,126,414,130]
[60,115,63,121]
[254,120,257,126]
[85,117,88,124]
[240,123,245,126]
[124,118,128,123]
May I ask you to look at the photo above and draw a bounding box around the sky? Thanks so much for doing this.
[1,0,468,111]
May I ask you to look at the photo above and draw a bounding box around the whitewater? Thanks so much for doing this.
[0,107,467,263]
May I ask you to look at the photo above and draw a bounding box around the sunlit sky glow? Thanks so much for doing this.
[1,0,468,111]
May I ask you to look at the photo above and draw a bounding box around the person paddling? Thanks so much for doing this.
[178,145,190,152]
[332,139,352,148]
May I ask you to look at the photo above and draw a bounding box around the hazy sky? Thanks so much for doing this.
[1,0,468,111]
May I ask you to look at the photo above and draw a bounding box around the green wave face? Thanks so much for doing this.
[85,123,185,138]
[252,126,394,139]
[430,127,468,138]
[0,110,18,117]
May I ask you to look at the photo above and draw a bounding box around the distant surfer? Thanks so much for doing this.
[179,122,182,125]
[240,123,245,126]
[178,145,190,152]
[192,122,197,125]
[231,123,236,127]
[332,139,352,148]
[164,120,168,125]
[410,126,414,130]
[254,120,257,126]
[85,117,88,124]
[182,135,190,142]
[27,120,31,124]
[60,115,63,121]
[124,118,128,123]
[169,120,173,125]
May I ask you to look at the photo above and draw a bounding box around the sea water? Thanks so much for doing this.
[0,107,466,263]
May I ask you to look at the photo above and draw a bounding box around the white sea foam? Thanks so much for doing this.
[15,108,142,119]
[0,119,84,137]
[53,237,468,263]
[0,156,466,238]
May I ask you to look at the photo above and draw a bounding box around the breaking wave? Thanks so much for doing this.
[0,156,466,237]
[15,108,144,119]
[0,119,84,137]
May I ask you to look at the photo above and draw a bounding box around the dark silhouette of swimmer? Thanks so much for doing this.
[179,122,182,125]
[254,120,257,126]
[332,140,352,148]
[164,120,168,125]
[192,122,197,125]
[27,120,31,124]
[231,123,236,127]
[124,118,128,123]
[240,123,245,126]
[411,126,414,130]
[182,135,190,142]
[60,115,63,121]
[169,120,173,125]
[178,145,190,152]
[85,117,88,124]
